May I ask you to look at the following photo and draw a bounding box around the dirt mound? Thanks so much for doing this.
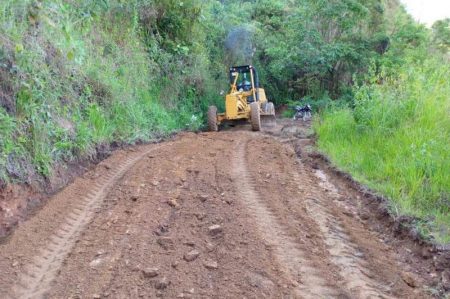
[0,125,447,298]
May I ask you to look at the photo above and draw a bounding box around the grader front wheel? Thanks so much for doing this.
[250,102,261,131]
[208,106,218,132]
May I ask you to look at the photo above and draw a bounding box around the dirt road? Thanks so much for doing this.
[0,121,447,298]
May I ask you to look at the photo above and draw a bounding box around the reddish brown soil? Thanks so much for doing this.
[0,146,111,239]
[0,120,448,298]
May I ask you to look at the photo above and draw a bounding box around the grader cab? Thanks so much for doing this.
[207,65,275,131]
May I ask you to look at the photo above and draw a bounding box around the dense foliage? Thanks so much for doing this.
[312,5,450,242]
[0,0,217,180]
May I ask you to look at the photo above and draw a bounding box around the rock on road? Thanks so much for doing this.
[0,122,437,298]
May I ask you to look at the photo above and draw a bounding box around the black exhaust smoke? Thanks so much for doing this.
[224,25,256,65]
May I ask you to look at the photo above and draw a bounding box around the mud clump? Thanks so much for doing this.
[208,224,223,237]
[155,276,170,290]
[143,267,159,278]
[183,250,200,262]
[203,260,218,270]
[157,236,174,250]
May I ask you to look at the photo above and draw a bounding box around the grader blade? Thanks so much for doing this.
[261,102,276,127]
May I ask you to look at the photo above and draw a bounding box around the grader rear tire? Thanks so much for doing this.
[250,102,261,131]
[208,106,218,132]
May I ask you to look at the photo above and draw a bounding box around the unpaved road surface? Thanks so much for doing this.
[0,121,447,298]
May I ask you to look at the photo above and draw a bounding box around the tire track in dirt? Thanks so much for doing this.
[0,127,438,298]
[232,135,337,299]
[292,166,395,298]
[9,144,168,299]
[45,143,194,298]
[264,121,432,298]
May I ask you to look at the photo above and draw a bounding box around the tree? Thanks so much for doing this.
[432,18,450,54]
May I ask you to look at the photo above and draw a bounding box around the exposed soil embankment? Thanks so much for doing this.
[0,141,159,239]
[0,158,91,239]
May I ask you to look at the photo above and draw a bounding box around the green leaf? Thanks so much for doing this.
[15,43,24,53]
[67,50,75,61]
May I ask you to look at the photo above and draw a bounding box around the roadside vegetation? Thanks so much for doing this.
[314,13,450,243]
[0,0,219,181]
[0,0,448,242]
[316,58,450,243]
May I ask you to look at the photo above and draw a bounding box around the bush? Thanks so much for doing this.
[315,57,450,243]
[0,0,216,181]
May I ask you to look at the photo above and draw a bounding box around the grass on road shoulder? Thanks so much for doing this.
[315,59,450,244]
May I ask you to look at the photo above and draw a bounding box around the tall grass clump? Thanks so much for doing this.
[315,57,450,243]
[0,0,216,183]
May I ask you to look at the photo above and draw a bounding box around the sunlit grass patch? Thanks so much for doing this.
[315,59,450,244]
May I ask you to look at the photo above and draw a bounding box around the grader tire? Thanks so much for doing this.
[208,106,218,132]
[250,102,261,131]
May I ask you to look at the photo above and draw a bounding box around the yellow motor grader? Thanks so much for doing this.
[207,65,275,131]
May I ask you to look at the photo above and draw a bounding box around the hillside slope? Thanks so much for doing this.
[0,1,219,185]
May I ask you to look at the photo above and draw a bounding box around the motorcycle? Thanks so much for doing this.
[292,104,312,121]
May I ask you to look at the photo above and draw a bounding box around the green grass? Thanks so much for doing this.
[0,0,216,183]
[315,58,450,244]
